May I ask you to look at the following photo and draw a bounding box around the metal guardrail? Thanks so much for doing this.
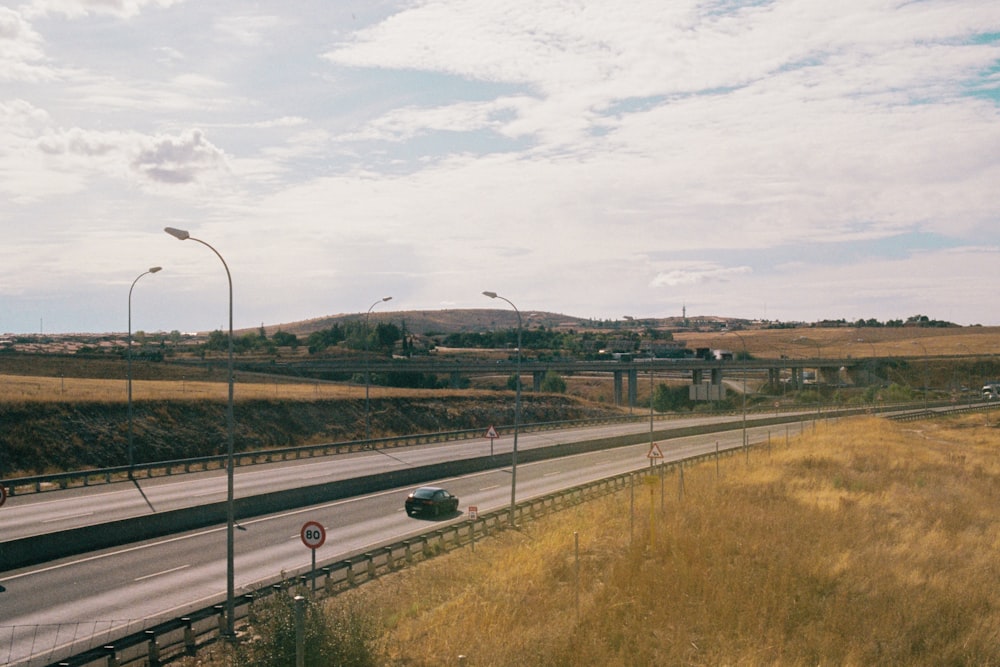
[2,400,971,496]
[30,443,740,667]
[0,415,650,496]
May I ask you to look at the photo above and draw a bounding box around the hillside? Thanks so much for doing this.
[256,308,601,337]
[0,393,622,477]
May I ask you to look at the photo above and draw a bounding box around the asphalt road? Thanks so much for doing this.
[0,413,754,541]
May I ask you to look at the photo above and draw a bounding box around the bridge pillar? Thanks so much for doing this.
[692,369,703,384]
[533,371,543,392]
[711,367,722,386]
[628,368,638,407]
[819,366,840,386]
[613,370,623,405]
[790,367,802,390]
[768,368,780,390]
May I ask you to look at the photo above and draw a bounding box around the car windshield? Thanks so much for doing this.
[412,488,438,499]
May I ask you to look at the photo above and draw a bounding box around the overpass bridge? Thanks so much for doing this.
[232,356,876,407]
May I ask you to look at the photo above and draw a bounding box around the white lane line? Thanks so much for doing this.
[42,512,94,523]
[479,484,500,491]
[543,471,561,477]
[134,564,190,582]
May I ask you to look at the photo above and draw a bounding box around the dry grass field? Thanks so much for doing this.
[0,373,479,403]
[681,325,1000,359]
[200,414,1000,666]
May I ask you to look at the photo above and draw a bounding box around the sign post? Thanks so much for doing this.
[300,520,326,591]
[468,505,479,552]
[647,442,663,468]
[484,425,499,457]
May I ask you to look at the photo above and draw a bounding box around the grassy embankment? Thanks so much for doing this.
[0,354,626,476]
[204,414,1000,666]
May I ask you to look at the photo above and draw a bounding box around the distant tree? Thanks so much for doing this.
[307,325,346,354]
[204,329,228,352]
[540,370,566,393]
[652,383,691,412]
[271,330,299,348]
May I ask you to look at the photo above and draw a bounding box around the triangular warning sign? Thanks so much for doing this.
[485,425,500,439]
[647,443,664,459]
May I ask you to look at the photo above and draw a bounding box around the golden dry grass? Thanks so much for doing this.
[306,415,1000,666]
[686,325,1000,359]
[0,373,488,403]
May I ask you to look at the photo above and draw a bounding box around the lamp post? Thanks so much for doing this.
[795,336,823,417]
[364,296,392,443]
[857,338,877,410]
[724,330,748,452]
[913,340,930,412]
[483,291,521,525]
[127,266,162,476]
[164,226,236,639]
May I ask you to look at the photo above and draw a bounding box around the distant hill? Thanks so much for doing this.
[260,309,614,337]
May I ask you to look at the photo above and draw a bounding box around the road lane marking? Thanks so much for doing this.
[42,512,94,523]
[479,484,500,491]
[134,565,190,582]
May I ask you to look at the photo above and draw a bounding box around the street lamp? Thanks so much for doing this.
[127,266,162,476]
[724,330,748,452]
[795,336,823,417]
[164,226,237,639]
[857,338,878,410]
[913,340,930,412]
[483,291,521,525]
[364,296,392,443]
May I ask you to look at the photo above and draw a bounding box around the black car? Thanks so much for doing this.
[405,486,459,517]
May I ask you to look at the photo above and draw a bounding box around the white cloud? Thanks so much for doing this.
[650,264,753,288]
[23,0,185,20]
[0,6,56,81]
[2,0,1000,333]
[213,13,282,46]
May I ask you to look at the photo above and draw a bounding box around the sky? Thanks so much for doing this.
[1,0,999,335]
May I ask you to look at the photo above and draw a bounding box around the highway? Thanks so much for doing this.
[0,415,801,666]
[0,413,760,542]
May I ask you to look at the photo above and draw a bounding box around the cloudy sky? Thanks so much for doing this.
[1,0,999,334]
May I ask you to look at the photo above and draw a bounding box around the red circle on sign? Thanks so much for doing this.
[0,485,6,507]
[300,520,326,549]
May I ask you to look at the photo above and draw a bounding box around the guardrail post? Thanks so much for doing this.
[366,554,376,580]
[145,629,161,666]
[343,560,355,586]
[215,604,226,635]
[182,617,195,655]
[385,545,394,570]
[403,540,412,564]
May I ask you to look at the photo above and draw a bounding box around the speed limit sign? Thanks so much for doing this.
[300,520,326,549]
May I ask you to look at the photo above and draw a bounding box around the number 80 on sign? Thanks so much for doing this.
[300,520,326,549]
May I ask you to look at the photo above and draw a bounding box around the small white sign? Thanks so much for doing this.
[468,505,478,520]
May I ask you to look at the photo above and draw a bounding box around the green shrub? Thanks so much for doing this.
[234,591,380,667]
